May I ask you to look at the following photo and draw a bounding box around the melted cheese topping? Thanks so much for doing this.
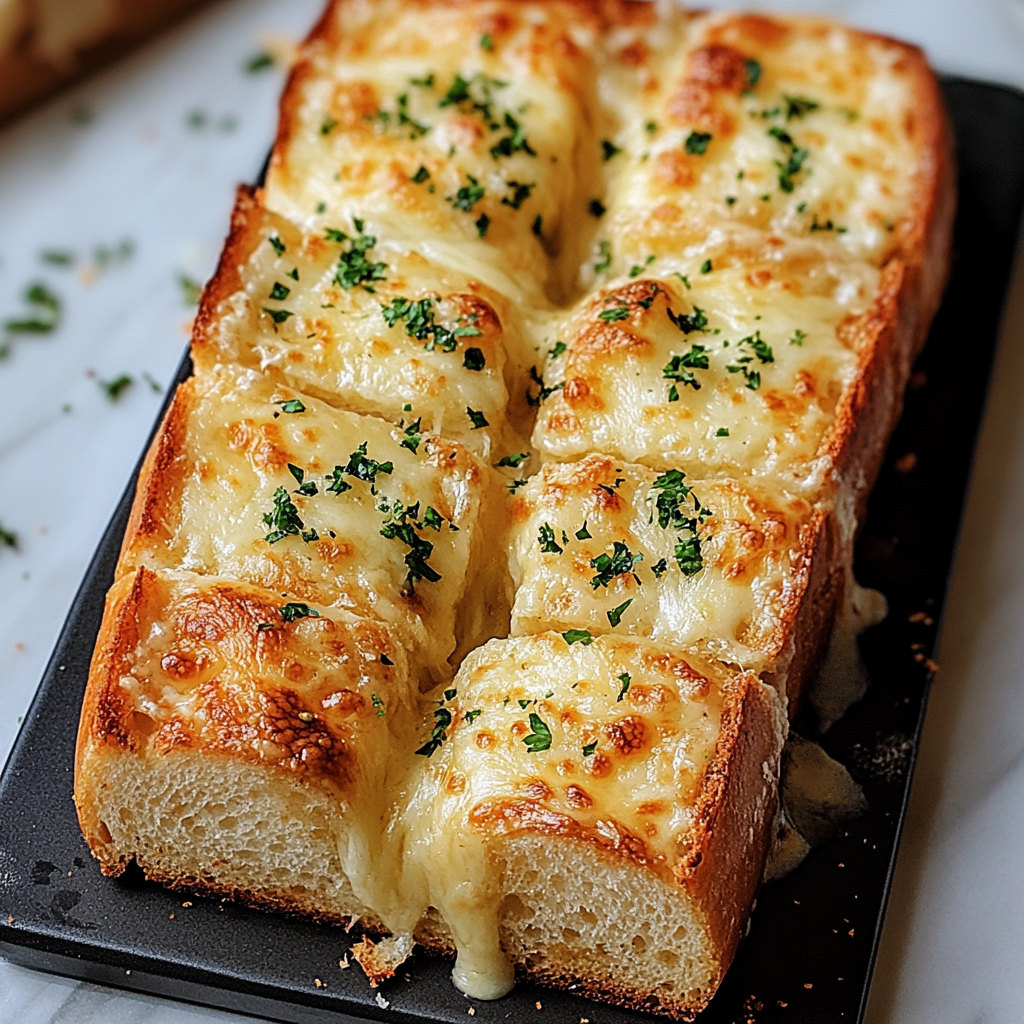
[117,567,415,791]
[395,632,744,994]
[263,0,666,302]
[509,455,815,664]
[594,13,929,278]
[196,191,532,456]
[533,265,873,490]
[128,363,492,685]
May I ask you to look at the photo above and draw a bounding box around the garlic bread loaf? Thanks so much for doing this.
[76,2,953,1019]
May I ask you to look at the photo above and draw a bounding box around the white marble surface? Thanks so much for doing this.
[0,1,1022,1022]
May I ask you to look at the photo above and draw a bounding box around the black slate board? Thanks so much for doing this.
[1,78,1022,1024]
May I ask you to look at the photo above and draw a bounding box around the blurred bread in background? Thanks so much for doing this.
[0,0,214,126]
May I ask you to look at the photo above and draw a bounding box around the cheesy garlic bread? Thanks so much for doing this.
[75,1,953,1018]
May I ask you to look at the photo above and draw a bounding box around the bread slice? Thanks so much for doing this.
[75,565,417,926]
[507,454,830,680]
[74,2,954,1019]
[398,632,787,1016]
[119,360,507,686]
[192,185,534,456]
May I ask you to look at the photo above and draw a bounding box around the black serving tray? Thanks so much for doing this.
[2,78,1023,1024]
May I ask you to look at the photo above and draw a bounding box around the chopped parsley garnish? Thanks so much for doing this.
[575,521,591,540]
[674,272,692,290]
[466,407,489,429]
[245,51,274,73]
[790,329,807,346]
[287,463,316,497]
[449,174,485,212]
[463,347,485,370]
[412,165,431,184]
[589,198,606,218]
[616,672,631,701]
[685,131,712,155]
[371,693,386,717]
[280,602,319,623]
[268,235,286,256]
[526,365,564,405]
[99,375,133,401]
[438,72,507,126]
[5,282,62,334]
[716,427,730,436]
[590,541,642,589]
[381,296,479,352]
[263,486,314,543]
[465,708,483,723]
[0,521,18,549]
[342,442,393,489]
[523,713,552,753]
[667,305,708,334]
[538,523,563,554]
[599,305,629,322]
[700,259,713,274]
[651,558,668,578]
[327,221,387,291]
[810,213,846,233]
[601,139,622,161]
[379,499,442,595]
[768,126,809,193]
[607,599,633,627]
[269,282,291,300]
[490,112,535,159]
[648,469,710,576]
[502,181,535,209]
[416,706,452,757]
[409,73,435,88]
[475,213,491,237]
[663,345,710,399]
[582,740,598,757]
[629,255,655,278]
[562,629,594,646]
[371,92,430,139]
[549,340,567,358]
[480,32,494,50]
[594,240,612,273]
[496,452,530,468]
[423,507,444,531]
[744,58,762,90]
[645,120,658,134]
[784,95,820,120]
[508,479,528,493]
[320,116,337,135]
[532,214,544,238]
[725,330,774,389]
[262,307,293,327]
[276,399,306,413]
[401,418,423,453]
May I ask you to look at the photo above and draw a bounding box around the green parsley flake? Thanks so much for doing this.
[262,307,293,327]
[575,520,591,540]
[379,499,442,594]
[607,599,633,627]
[411,165,431,184]
[371,693,386,717]
[562,629,594,646]
[245,51,274,73]
[744,58,762,90]
[503,181,535,210]
[423,506,444,531]
[326,222,387,291]
[790,329,807,346]
[480,32,494,50]
[496,452,530,468]
[416,706,452,756]
[594,240,612,273]
[268,235,286,256]
[475,213,491,237]
[601,139,622,161]
[700,259,713,274]
[276,399,306,414]
[582,740,598,757]
[523,713,552,753]
[263,486,311,543]
[466,407,489,429]
[538,522,563,554]
[629,255,656,278]
[663,345,710,399]
[768,126,809,193]
[784,95,820,120]
[490,112,535,159]
[599,305,629,323]
[667,305,708,334]
[280,602,319,623]
[381,296,479,353]
[99,375,133,402]
[269,282,290,301]
[0,521,18,549]
[616,672,631,701]
[463,347,485,370]
[532,214,544,238]
[685,131,712,155]
[590,541,642,589]
[589,198,606,218]
[716,427,730,436]
[549,340,567,358]
[401,418,423,454]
